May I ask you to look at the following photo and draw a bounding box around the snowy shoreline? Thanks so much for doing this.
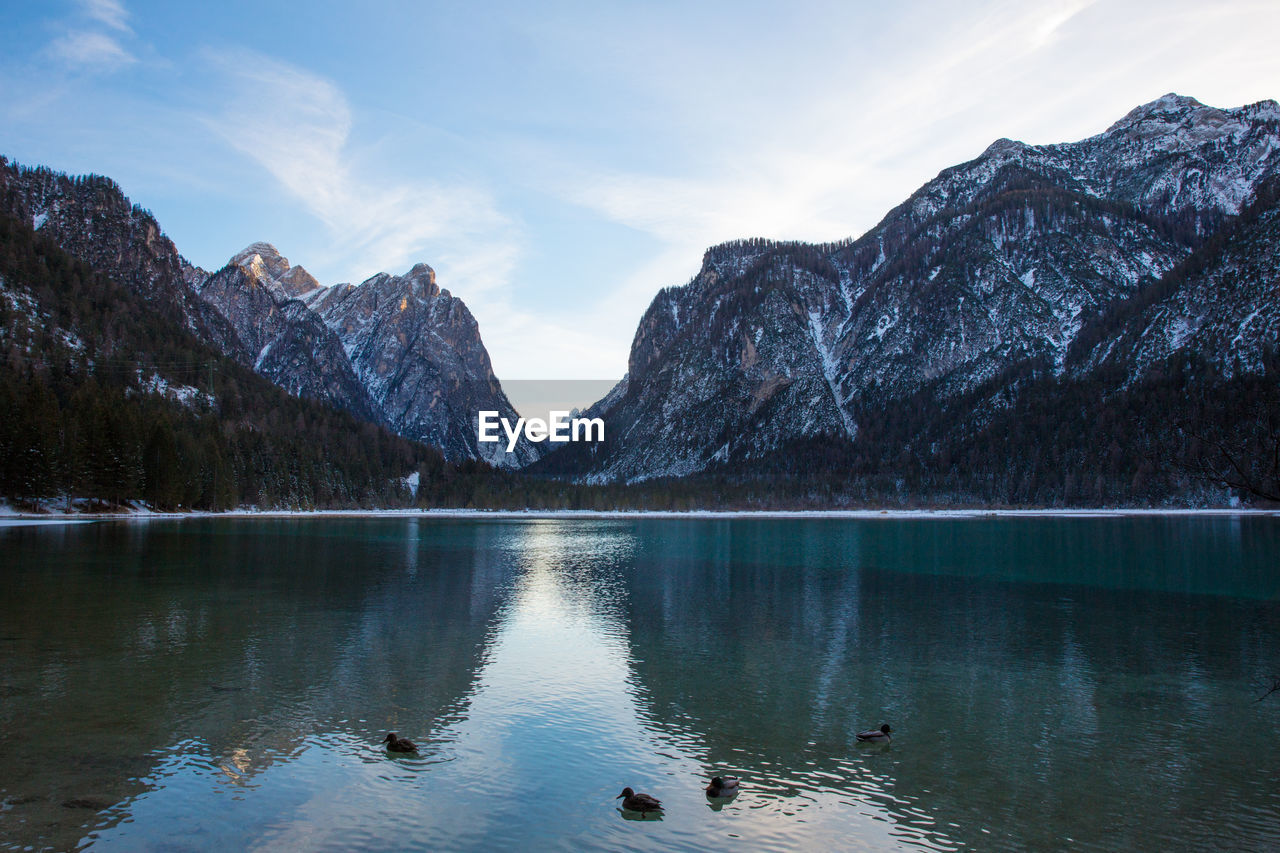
[2,506,1278,527]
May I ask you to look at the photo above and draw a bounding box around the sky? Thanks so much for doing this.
[1,0,1278,381]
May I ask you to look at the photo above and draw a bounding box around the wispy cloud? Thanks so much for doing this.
[200,53,599,377]
[197,50,639,378]
[509,0,1141,347]
[47,30,136,70]
[45,0,136,71]
[82,0,131,32]
[202,50,516,287]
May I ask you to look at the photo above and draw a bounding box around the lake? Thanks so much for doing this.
[2,515,1279,851]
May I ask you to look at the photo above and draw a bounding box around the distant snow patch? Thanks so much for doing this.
[807,308,857,439]
[133,373,213,409]
[1232,309,1262,347]
[871,311,897,341]
[1166,316,1197,352]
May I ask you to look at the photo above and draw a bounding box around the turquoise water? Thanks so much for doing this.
[1,516,1278,851]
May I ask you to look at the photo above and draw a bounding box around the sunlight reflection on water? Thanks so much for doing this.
[1,516,1278,851]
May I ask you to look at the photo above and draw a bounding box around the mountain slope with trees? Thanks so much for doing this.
[0,212,432,509]
[0,158,531,467]
[537,94,1280,506]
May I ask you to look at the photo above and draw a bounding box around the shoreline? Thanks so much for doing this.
[2,506,1278,527]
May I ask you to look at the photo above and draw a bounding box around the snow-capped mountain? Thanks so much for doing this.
[541,94,1280,483]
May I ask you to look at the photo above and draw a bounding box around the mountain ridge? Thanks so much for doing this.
[537,93,1280,499]
[4,92,1277,505]
[0,158,534,467]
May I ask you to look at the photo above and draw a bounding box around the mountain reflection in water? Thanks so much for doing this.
[1,516,1277,851]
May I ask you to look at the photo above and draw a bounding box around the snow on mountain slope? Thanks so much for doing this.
[194,244,384,425]
[1075,184,1280,380]
[543,94,1280,483]
[0,159,534,466]
[199,245,537,466]
[312,264,539,467]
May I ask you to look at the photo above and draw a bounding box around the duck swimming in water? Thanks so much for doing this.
[856,724,892,743]
[705,776,740,798]
[616,787,663,813]
[382,732,418,753]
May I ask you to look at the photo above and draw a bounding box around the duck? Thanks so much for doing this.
[856,723,892,743]
[382,732,418,753]
[705,776,740,798]
[616,787,663,813]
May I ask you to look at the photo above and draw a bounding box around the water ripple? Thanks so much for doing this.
[2,517,1278,851]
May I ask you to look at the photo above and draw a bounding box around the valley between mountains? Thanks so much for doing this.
[2,93,1277,509]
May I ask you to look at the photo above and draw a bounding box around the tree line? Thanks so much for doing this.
[2,193,1275,513]
[0,212,432,510]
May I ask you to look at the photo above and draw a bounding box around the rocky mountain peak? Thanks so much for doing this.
[1125,92,1204,117]
[312,262,537,467]
[324,263,442,307]
[1103,92,1231,140]
[1103,93,1211,130]
[980,137,1031,160]
[278,265,320,297]
[230,242,290,281]
[226,242,320,298]
[1240,98,1280,122]
[404,262,438,291]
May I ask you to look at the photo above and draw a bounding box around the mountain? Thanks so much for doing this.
[191,243,384,425]
[0,209,436,510]
[311,264,540,467]
[539,94,1280,494]
[5,93,1277,507]
[0,201,719,512]
[192,244,537,466]
[0,162,244,358]
[0,158,533,467]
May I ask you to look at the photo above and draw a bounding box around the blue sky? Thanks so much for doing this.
[2,0,1278,380]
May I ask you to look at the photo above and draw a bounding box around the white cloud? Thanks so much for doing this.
[472,0,1280,381]
[47,30,136,70]
[548,0,1103,245]
[45,0,135,71]
[198,50,591,378]
[202,50,516,283]
[82,0,131,32]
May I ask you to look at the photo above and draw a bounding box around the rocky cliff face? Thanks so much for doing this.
[1074,182,1280,381]
[541,94,1280,482]
[189,244,537,466]
[192,244,384,426]
[312,265,538,466]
